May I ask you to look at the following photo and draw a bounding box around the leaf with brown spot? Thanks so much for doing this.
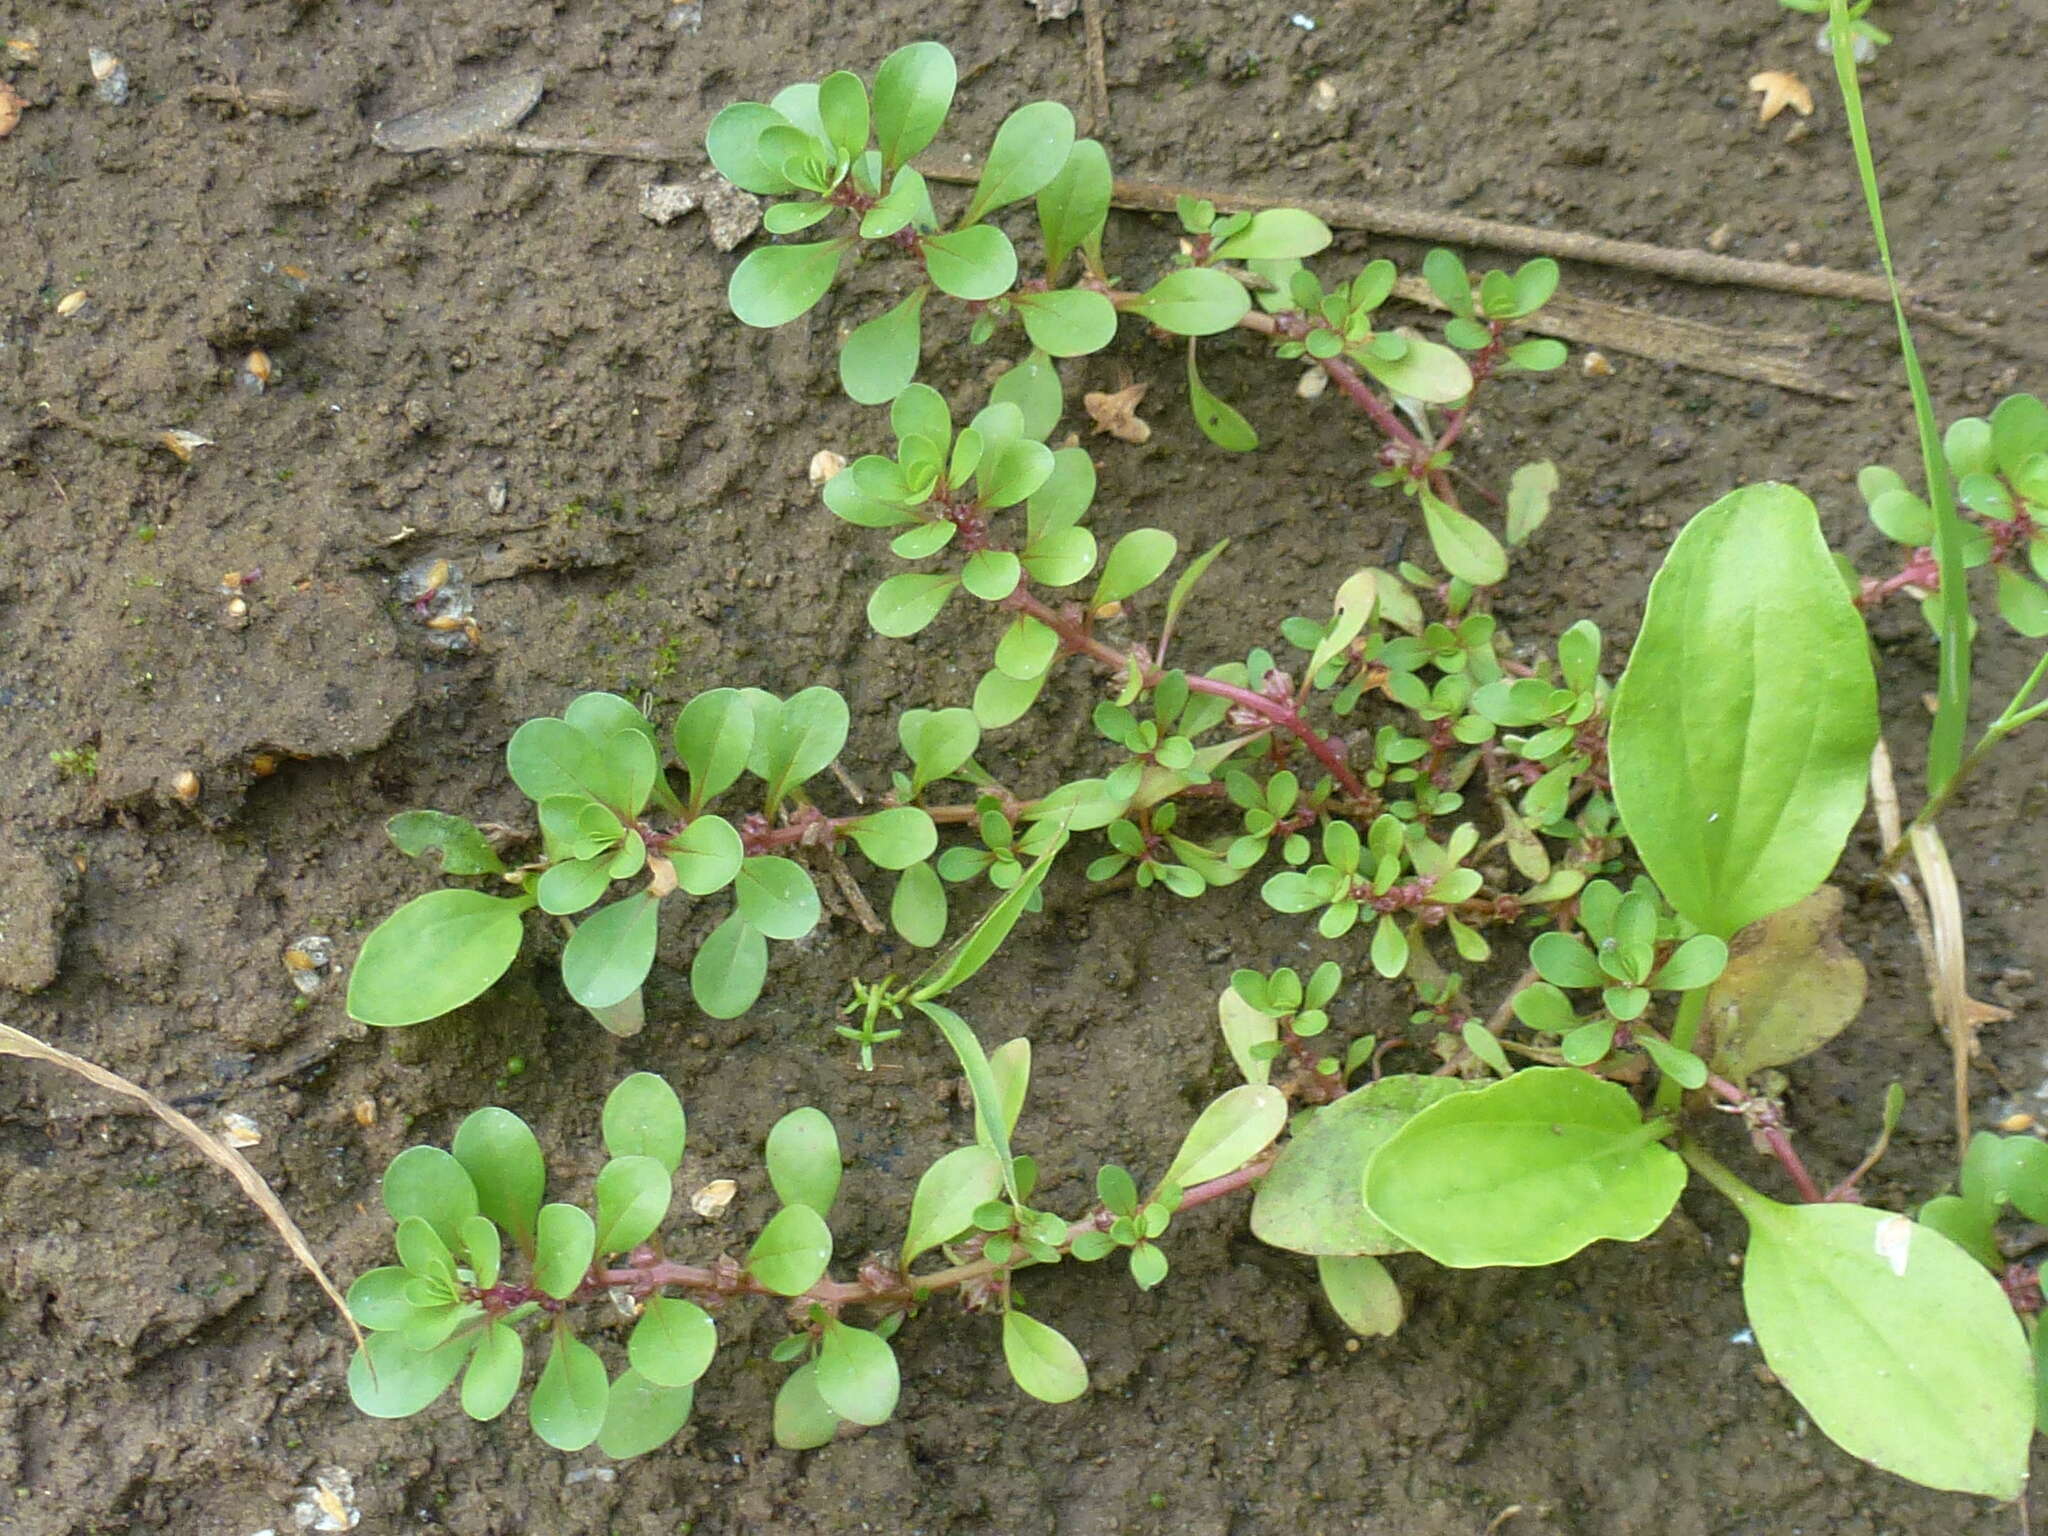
[1748,71,1814,125]
[1699,885,1866,1083]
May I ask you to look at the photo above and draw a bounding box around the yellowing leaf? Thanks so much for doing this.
[1748,70,1813,124]
[1700,886,1865,1083]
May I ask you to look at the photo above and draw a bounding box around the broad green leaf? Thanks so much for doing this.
[1418,486,1506,587]
[705,101,799,195]
[891,860,948,946]
[346,1266,418,1332]
[815,70,868,164]
[766,1107,842,1217]
[1609,484,1878,937]
[1124,267,1251,336]
[1991,392,2048,480]
[1421,247,1473,316]
[630,1296,718,1388]
[1036,137,1111,276]
[913,1001,1020,1201]
[990,349,1065,442]
[603,1072,686,1172]
[459,1214,501,1290]
[1362,1067,1684,1267]
[506,716,612,804]
[817,1318,900,1426]
[1995,566,2048,636]
[964,100,1075,225]
[383,1145,480,1250]
[530,1331,609,1452]
[453,1107,546,1252]
[728,239,848,328]
[670,814,744,896]
[1002,1310,1088,1403]
[1738,1197,2031,1498]
[347,889,530,1028]
[1016,288,1117,357]
[756,685,850,806]
[1020,525,1096,588]
[846,806,938,870]
[561,893,657,1011]
[903,1145,1006,1266]
[460,1323,524,1421]
[922,224,1018,302]
[899,706,981,791]
[1210,207,1333,261]
[869,571,960,637]
[773,1362,842,1450]
[597,1369,694,1459]
[1217,986,1278,1087]
[1093,529,1178,607]
[961,549,1023,602]
[1358,335,1473,403]
[994,615,1060,681]
[594,1154,672,1257]
[1163,1084,1287,1188]
[978,440,1053,513]
[1025,446,1096,538]
[675,688,757,810]
[537,853,612,916]
[387,811,505,875]
[909,825,1067,1003]
[1251,1076,1476,1255]
[1316,1254,1403,1336]
[348,1328,476,1418]
[734,856,821,941]
[533,1203,597,1300]
[974,667,1049,729]
[1186,344,1258,451]
[840,288,926,405]
[690,912,766,1019]
[872,41,956,168]
[1506,460,1559,546]
[746,1204,834,1295]
[763,201,833,235]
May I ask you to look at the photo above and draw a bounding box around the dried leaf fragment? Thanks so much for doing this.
[1084,380,1151,444]
[158,429,215,462]
[691,1178,738,1218]
[1700,885,1866,1084]
[0,78,24,138]
[1748,70,1813,124]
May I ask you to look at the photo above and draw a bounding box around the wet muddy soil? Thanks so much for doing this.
[2,1,2045,1532]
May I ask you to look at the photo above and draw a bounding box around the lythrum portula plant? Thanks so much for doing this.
[343,12,2048,1501]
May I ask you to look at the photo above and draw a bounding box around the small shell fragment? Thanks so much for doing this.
[56,289,90,318]
[691,1178,738,1219]
[239,348,274,395]
[352,1097,378,1128]
[284,935,336,995]
[807,449,846,487]
[218,1111,262,1149]
[158,429,215,463]
[169,769,201,805]
[1295,368,1328,400]
[291,1466,361,1533]
[397,557,479,651]
[89,48,128,107]
[4,34,39,67]
[1582,350,1614,378]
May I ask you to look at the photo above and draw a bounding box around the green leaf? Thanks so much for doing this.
[1002,1310,1088,1403]
[840,288,926,405]
[561,893,658,1011]
[705,101,800,195]
[974,667,1049,729]
[846,806,938,870]
[536,854,611,917]
[598,1073,688,1171]
[1737,1197,2031,1498]
[1026,446,1095,538]
[766,1107,842,1217]
[1093,529,1178,608]
[1124,267,1251,336]
[891,860,948,947]
[1995,566,2048,636]
[964,100,1076,225]
[734,856,821,941]
[453,1107,547,1252]
[913,1001,1021,1201]
[869,571,960,637]
[816,1318,900,1426]
[1421,248,1472,316]
[990,350,1064,441]
[346,1266,417,1332]
[1418,486,1506,587]
[533,1203,597,1300]
[1164,1084,1287,1188]
[348,1328,477,1419]
[746,1204,834,1296]
[909,825,1067,1004]
[1609,484,1879,936]
[674,688,757,811]
[772,1362,842,1450]
[530,1331,609,1452]
[727,239,848,328]
[1020,526,1096,588]
[387,811,505,875]
[1016,287,1118,357]
[597,1369,694,1459]
[1217,986,1279,1087]
[899,706,981,790]
[903,1145,1006,1266]
[690,912,767,1019]
[922,225,1018,302]
[594,1154,672,1257]
[961,549,1023,602]
[1186,345,1258,451]
[815,70,868,164]
[630,1296,718,1388]
[1316,1254,1403,1336]
[1530,931,1602,989]
[1505,337,1567,372]
[1362,1067,1684,1267]
[347,889,530,1028]
[1037,138,1111,276]
[460,1323,524,1421]
[762,200,834,235]
[670,814,744,896]
[1990,393,2048,480]
[755,685,850,806]
[1210,207,1333,261]
[383,1145,481,1250]
[1653,933,1729,992]
[1505,461,1559,546]
[872,41,956,169]
[1358,335,1473,404]
[1251,1076,1476,1255]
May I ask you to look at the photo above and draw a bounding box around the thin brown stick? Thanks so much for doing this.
[0,1020,362,1348]
[1080,0,1111,136]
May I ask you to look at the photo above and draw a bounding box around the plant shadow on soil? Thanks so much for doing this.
[2,1,2045,1532]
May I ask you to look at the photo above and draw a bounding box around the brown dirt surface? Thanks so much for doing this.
[3,1,2045,1533]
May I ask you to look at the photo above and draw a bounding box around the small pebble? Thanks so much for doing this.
[89,48,128,106]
